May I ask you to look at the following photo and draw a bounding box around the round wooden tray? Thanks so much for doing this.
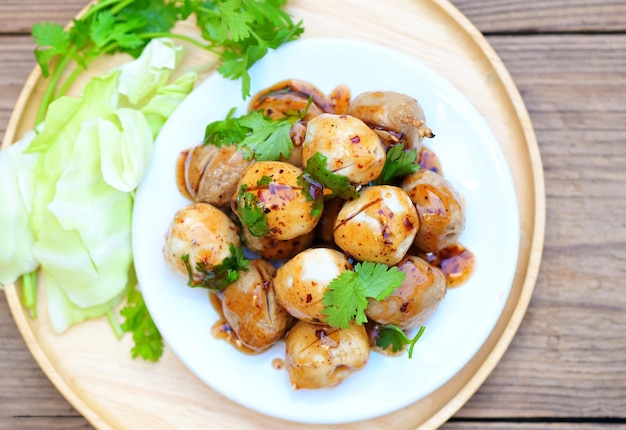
[2,0,545,428]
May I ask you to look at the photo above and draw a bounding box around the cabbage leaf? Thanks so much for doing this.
[0,38,197,332]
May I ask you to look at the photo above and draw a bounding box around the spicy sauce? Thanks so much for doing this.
[208,292,259,355]
[421,243,475,288]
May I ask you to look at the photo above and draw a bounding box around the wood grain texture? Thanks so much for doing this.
[0,0,624,429]
[453,0,626,33]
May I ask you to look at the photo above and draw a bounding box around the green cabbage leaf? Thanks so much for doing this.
[0,38,197,332]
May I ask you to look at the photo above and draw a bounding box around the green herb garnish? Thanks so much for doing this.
[322,261,405,329]
[182,243,250,292]
[375,144,419,184]
[300,152,359,202]
[235,184,270,236]
[120,286,164,362]
[204,96,312,161]
[376,325,426,358]
[32,0,304,123]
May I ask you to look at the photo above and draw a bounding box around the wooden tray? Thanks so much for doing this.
[2,0,545,428]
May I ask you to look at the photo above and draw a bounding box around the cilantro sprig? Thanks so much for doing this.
[376,325,426,358]
[234,184,271,237]
[181,243,250,292]
[204,96,312,161]
[375,144,420,184]
[299,152,360,210]
[119,286,164,362]
[32,0,303,123]
[322,261,405,329]
[204,110,294,160]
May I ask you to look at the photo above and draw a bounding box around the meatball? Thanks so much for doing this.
[333,185,418,265]
[301,113,386,185]
[365,255,447,330]
[347,91,433,151]
[242,226,314,261]
[175,144,253,207]
[222,259,293,352]
[285,320,370,389]
[402,169,465,252]
[273,248,352,324]
[163,203,240,284]
[231,161,321,240]
[248,79,351,117]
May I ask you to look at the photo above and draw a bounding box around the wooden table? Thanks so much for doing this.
[1,1,625,429]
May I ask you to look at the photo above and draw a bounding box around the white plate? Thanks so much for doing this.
[132,37,520,424]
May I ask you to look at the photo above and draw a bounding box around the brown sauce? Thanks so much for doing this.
[272,358,285,370]
[421,243,475,288]
[208,292,259,355]
[365,321,404,357]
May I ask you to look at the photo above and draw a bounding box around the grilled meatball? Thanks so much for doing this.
[347,91,433,151]
[285,320,369,389]
[302,113,386,185]
[222,259,293,352]
[273,248,352,324]
[176,144,253,208]
[402,169,465,252]
[365,255,447,330]
[163,202,240,283]
[333,185,418,265]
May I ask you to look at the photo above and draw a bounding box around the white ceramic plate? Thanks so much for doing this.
[132,37,520,424]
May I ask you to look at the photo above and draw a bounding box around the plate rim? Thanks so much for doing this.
[1,0,545,428]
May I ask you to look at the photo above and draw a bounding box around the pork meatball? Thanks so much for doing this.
[365,255,446,330]
[333,185,418,265]
[402,169,465,252]
[273,248,352,324]
[302,113,386,185]
[285,320,370,389]
[176,144,253,207]
[242,226,314,261]
[347,91,433,151]
[248,79,351,117]
[222,259,293,352]
[163,203,240,284]
[231,161,321,240]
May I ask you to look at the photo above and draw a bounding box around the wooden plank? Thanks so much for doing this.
[0,1,82,34]
[2,32,625,427]
[453,0,626,33]
[444,423,626,430]
[451,34,626,420]
[1,0,626,35]
[0,294,89,427]
[0,37,36,144]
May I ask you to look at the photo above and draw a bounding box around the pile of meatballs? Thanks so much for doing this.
[163,79,467,390]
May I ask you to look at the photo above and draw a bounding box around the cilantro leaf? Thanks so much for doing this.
[182,243,250,292]
[120,287,164,362]
[376,325,426,358]
[238,111,294,160]
[204,109,300,161]
[301,152,360,201]
[235,184,270,236]
[354,261,406,300]
[32,22,71,77]
[322,261,405,329]
[32,0,304,123]
[375,144,419,185]
[322,271,370,328]
[203,107,249,147]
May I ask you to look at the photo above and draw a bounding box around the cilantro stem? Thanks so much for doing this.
[407,326,426,358]
[21,271,38,318]
[140,32,218,53]
[82,0,130,20]
[107,307,125,340]
[35,51,75,125]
